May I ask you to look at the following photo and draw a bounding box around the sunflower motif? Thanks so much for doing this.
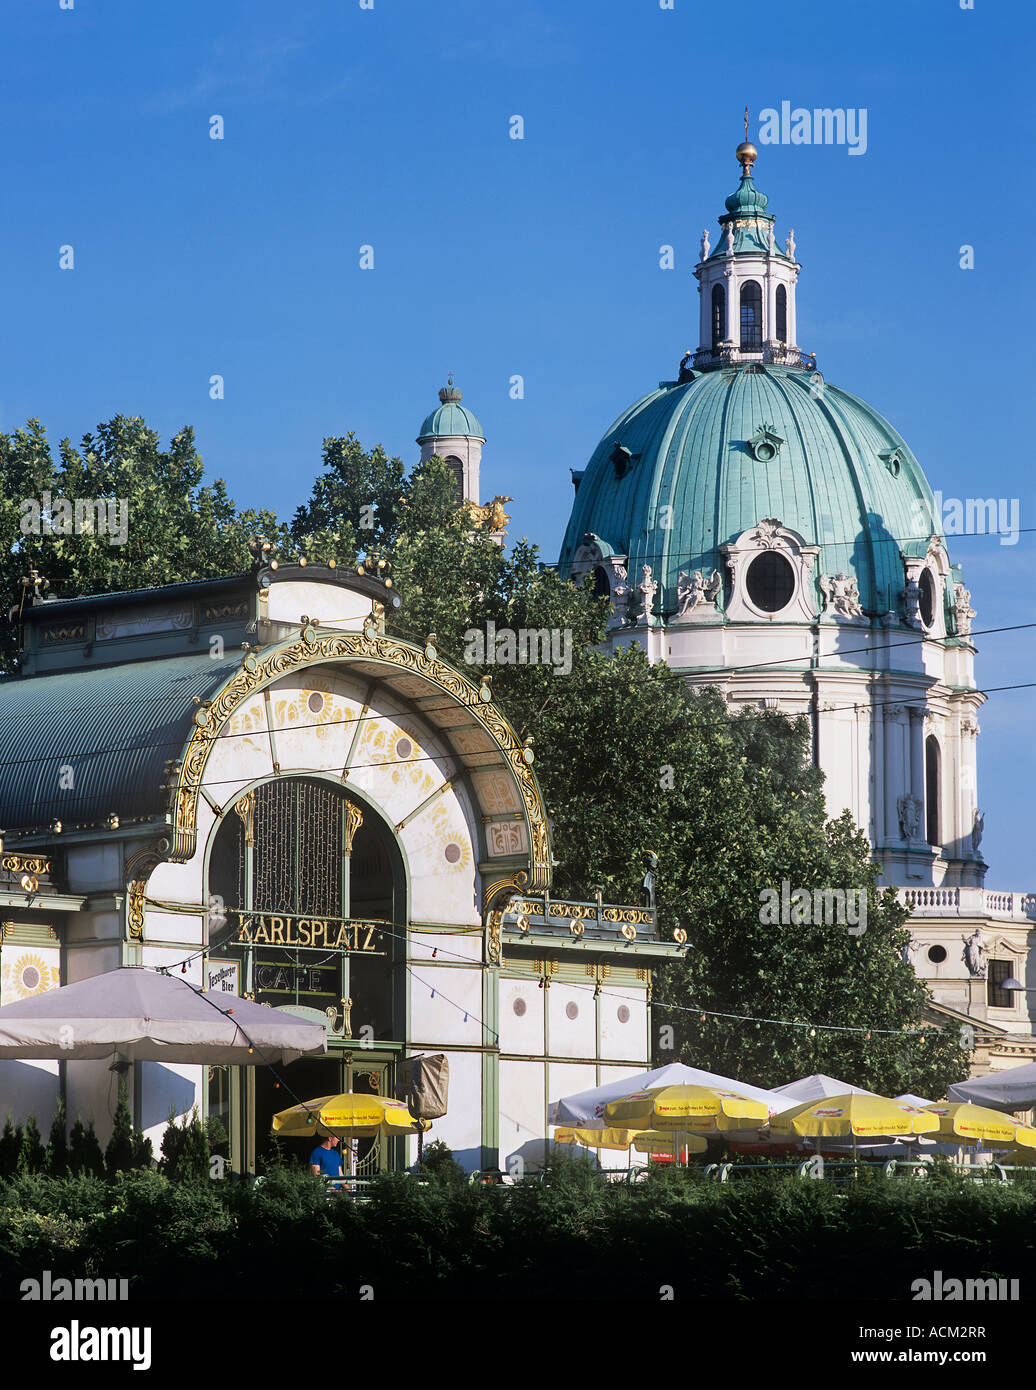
[1,952,58,1002]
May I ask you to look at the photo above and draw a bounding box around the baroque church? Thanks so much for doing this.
[0,143,1031,1169]
[423,140,1035,1075]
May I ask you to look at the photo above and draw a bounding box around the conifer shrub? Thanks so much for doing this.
[45,1097,69,1177]
[104,1081,135,1177]
[17,1116,45,1174]
[159,1108,210,1182]
[68,1117,105,1178]
[0,1115,21,1179]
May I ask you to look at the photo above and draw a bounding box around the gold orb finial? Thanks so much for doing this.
[736,141,757,174]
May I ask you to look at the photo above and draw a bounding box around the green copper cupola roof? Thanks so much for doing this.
[707,140,779,258]
[417,376,485,443]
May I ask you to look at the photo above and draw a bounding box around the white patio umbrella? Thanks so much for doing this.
[948,1061,1036,1113]
[772,1073,878,1107]
[0,966,327,1066]
[548,1062,785,1130]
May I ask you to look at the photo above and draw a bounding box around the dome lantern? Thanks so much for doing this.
[693,132,804,372]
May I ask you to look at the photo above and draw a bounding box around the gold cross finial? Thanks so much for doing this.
[744,106,749,141]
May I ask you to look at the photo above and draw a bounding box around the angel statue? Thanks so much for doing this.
[676,568,721,617]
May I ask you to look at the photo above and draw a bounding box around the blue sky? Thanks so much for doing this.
[0,0,1033,885]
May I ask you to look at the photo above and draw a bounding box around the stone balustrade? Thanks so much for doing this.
[900,886,1036,925]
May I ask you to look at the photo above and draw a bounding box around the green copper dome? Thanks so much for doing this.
[417,376,485,443]
[559,364,951,623]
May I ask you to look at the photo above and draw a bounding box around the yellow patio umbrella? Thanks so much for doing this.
[770,1093,939,1163]
[922,1103,1019,1147]
[272,1092,426,1138]
[631,1132,708,1159]
[554,1126,643,1150]
[772,1094,939,1140]
[1010,1122,1036,1151]
[604,1084,769,1131]
[554,1125,707,1162]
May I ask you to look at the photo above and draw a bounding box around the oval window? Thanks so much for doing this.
[918,569,936,627]
[927,945,947,964]
[746,551,795,613]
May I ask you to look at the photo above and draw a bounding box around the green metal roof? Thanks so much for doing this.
[558,364,950,622]
[0,651,243,831]
[706,171,782,258]
[417,401,485,443]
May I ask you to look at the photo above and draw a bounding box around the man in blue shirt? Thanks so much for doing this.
[309,1134,343,1177]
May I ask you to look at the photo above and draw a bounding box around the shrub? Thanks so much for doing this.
[45,1097,69,1178]
[418,1139,465,1185]
[159,1108,210,1182]
[18,1116,45,1174]
[0,1115,21,1179]
[104,1081,135,1177]
[68,1117,106,1179]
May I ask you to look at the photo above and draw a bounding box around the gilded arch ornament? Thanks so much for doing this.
[165,628,551,909]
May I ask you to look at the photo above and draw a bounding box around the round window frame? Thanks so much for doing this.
[743,550,797,616]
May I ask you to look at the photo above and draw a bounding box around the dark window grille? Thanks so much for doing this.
[988,959,1015,1009]
[711,284,725,349]
[740,281,762,351]
[254,777,344,918]
[745,551,795,613]
[776,284,787,341]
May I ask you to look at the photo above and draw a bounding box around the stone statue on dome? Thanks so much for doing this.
[819,572,864,619]
[962,928,987,979]
[768,225,775,255]
[638,565,658,624]
[897,793,922,842]
[676,568,721,617]
[725,222,735,255]
[954,582,976,636]
[700,228,710,259]
[785,228,796,258]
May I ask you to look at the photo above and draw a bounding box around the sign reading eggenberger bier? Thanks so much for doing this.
[233,911,381,951]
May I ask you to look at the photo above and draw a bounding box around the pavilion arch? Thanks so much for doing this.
[138,627,552,941]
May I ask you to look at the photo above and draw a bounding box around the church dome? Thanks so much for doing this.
[417,376,485,443]
[558,364,949,621]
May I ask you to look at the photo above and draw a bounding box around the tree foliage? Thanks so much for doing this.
[0,416,284,673]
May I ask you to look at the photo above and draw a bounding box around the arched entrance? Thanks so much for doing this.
[206,775,406,1173]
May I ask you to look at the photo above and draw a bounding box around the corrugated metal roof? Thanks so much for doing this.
[0,652,243,831]
[558,364,946,620]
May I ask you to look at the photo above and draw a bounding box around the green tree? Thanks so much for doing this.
[105,1080,135,1177]
[0,416,284,673]
[45,1096,69,1177]
[290,432,405,560]
[159,1108,210,1182]
[0,1115,22,1178]
[18,1115,45,1173]
[68,1116,106,1178]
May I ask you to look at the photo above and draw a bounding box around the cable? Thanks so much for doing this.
[157,916,936,1045]
[0,619,1030,792]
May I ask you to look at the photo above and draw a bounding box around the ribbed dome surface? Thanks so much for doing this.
[417,402,485,442]
[559,364,948,620]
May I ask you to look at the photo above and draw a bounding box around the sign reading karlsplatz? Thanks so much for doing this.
[233,911,380,951]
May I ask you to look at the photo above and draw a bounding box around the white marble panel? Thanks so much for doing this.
[499,977,545,1056]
